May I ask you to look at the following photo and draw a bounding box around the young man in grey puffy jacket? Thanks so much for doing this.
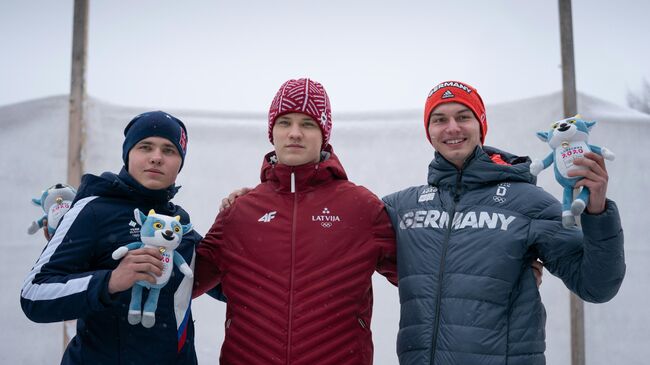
[382,80,625,365]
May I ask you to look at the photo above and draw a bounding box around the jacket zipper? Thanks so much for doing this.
[286,170,297,364]
[429,171,463,364]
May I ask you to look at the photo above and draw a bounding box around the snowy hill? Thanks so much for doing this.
[2,92,648,364]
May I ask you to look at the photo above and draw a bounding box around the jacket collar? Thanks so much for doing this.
[260,145,348,193]
[117,167,180,202]
[427,145,535,189]
[73,166,179,207]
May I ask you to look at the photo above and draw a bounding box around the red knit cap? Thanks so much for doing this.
[424,80,488,144]
[268,78,332,148]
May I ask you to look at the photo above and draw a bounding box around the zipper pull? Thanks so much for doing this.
[291,171,296,193]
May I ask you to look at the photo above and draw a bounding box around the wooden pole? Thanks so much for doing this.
[68,0,88,188]
[559,0,578,117]
[65,0,89,350]
[558,1,585,364]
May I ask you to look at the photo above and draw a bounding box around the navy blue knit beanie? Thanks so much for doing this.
[122,111,188,171]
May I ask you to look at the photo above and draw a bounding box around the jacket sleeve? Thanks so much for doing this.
[21,197,114,323]
[193,210,226,298]
[381,192,400,230]
[529,199,625,303]
[371,199,398,286]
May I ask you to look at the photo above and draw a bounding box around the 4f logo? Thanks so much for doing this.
[258,211,277,223]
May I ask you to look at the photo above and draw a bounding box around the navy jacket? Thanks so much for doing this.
[383,146,625,365]
[21,168,201,365]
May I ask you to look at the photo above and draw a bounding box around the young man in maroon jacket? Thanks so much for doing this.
[193,78,398,365]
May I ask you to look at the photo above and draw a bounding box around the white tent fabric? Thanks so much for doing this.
[3,92,648,364]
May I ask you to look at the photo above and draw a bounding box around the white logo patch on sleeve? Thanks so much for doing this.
[418,186,437,203]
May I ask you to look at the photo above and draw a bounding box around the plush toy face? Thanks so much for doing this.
[135,209,192,250]
[537,116,595,148]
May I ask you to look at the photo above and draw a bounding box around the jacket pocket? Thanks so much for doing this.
[357,316,368,330]
[356,315,372,364]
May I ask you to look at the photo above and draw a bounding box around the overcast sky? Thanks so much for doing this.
[2,0,649,113]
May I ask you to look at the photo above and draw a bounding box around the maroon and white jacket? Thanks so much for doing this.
[194,146,397,365]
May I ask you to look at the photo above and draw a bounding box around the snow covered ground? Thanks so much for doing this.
[3,92,648,364]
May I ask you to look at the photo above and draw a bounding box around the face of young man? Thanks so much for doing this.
[428,102,482,169]
[128,136,182,190]
[272,112,323,166]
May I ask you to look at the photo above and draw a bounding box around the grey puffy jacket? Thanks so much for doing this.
[383,146,625,365]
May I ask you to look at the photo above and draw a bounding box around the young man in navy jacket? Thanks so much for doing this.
[21,111,202,364]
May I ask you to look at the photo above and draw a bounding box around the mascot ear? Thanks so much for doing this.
[536,131,550,142]
[585,121,596,131]
[134,208,147,226]
[182,223,193,235]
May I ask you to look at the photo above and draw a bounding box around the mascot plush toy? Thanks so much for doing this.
[28,183,77,238]
[530,115,615,228]
[112,208,193,328]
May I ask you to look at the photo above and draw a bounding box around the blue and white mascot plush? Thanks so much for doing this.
[530,115,615,227]
[28,183,77,237]
[112,209,193,328]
